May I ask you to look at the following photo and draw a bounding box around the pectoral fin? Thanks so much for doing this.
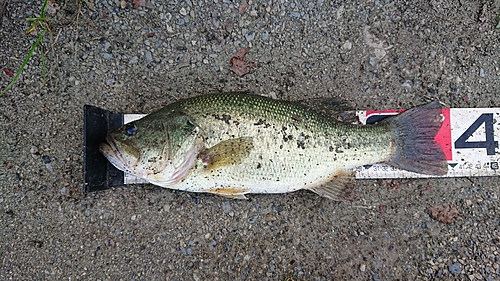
[208,187,248,199]
[200,137,254,170]
[308,170,355,201]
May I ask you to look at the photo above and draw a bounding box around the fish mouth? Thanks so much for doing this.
[99,135,137,173]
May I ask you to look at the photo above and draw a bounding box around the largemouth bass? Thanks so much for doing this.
[99,93,447,200]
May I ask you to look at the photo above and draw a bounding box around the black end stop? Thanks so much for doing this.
[83,105,124,192]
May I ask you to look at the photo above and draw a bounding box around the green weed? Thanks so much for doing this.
[1,0,52,96]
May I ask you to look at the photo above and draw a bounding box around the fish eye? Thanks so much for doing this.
[125,124,137,136]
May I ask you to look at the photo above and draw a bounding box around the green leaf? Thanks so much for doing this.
[1,30,46,96]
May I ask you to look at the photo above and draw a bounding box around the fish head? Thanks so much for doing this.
[99,111,204,185]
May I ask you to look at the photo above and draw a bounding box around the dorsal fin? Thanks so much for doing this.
[295,98,357,123]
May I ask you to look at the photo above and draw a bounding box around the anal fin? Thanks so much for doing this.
[308,170,355,201]
[200,137,254,170]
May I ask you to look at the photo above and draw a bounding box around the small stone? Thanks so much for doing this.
[179,7,187,16]
[341,40,352,50]
[449,262,461,274]
[369,57,377,66]
[102,53,113,60]
[42,155,51,164]
[245,31,255,42]
[106,237,115,249]
[269,263,276,272]
[360,264,366,272]
[222,202,232,213]
[211,18,219,28]
[131,215,137,220]
[261,31,269,40]
[401,78,413,89]
[129,56,138,64]
[290,11,301,18]
[374,48,387,59]
[480,68,485,77]
[238,3,249,14]
[248,215,258,223]
[181,247,193,255]
[145,51,153,62]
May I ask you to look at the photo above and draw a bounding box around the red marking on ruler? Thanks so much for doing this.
[435,108,452,160]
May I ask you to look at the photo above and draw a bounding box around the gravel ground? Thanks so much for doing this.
[1,0,500,280]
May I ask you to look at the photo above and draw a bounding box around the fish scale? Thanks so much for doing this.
[169,94,391,191]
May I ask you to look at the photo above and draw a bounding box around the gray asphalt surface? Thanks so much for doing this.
[1,0,500,280]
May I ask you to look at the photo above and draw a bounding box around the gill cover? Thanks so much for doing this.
[159,112,204,185]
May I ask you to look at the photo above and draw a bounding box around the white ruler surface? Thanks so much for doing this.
[121,108,500,182]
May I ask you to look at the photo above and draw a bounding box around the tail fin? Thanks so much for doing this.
[388,101,448,176]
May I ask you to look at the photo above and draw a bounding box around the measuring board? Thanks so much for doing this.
[83,105,500,192]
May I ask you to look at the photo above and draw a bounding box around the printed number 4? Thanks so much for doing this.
[454,113,498,155]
